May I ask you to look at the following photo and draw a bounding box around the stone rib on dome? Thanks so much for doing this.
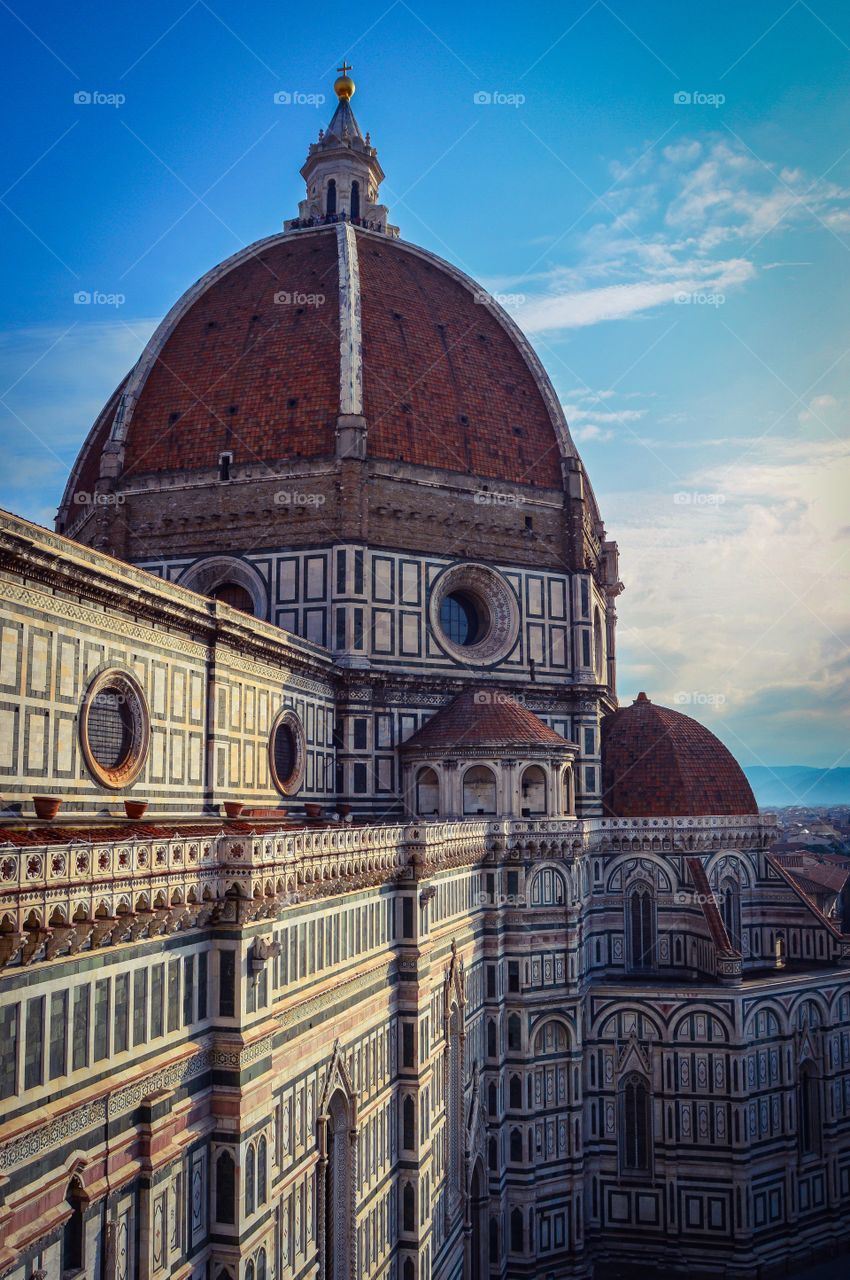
[402,688,575,753]
[601,692,758,818]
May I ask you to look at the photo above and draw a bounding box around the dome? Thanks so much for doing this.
[59,225,577,527]
[401,688,577,753]
[601,692,757,818]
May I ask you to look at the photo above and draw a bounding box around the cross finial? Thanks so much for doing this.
[338,61,352,77]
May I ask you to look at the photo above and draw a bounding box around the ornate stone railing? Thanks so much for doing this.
[0,812,777,968]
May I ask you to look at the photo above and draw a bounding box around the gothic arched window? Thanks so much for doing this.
[63,1178,86,1273]
[488,1135,498,1170]
[245,1143,256,1215]
[627,884,656,970]
[403,1095,415,1149]
[508,1013,521,1051]
[487,1018,497,1058]
[403,1181,415,1231]
[324,1090,353,1279]
[256,1249,267,1280]
[215,1150,236,1224]
[257,1135,268,1205]
[619,1073,651,1173]
[326,179,337,215]
[351,180,361,219]
[488,1081,498,1116]
[509,1127,522,1162]
[415,767,439,816]
[510,1207,524,1252]
[799,1062,821,1155]
[509,1074,522,1109]
[720,879,741,950]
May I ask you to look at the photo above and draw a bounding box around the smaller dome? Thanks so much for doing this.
[601,692,757,818]
[402,688,575,753]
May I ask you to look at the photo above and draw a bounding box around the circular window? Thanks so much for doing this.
[80,670,150,790]
[430,563,520,666]
[439,591,488,647]
[268,709,306,796]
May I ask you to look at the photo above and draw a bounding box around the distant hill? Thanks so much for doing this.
[744,766,850,808]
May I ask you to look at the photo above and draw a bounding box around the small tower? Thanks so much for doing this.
[286,65,399,236]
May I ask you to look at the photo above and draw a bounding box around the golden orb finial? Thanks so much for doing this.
[334,61,355,101]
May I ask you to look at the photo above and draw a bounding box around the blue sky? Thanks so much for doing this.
[1,0,848,769]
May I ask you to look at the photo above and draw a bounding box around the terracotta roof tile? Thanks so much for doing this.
[601,692,757,818]
[401,688,575,753]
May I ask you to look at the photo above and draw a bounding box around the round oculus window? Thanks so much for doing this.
[430,563,520,666]
[80,670,150,790]
[268,709,306,795]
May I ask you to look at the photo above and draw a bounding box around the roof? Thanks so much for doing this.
[59,224,573,524]
[601,692,758,818]
[325,98,364,141]
[401,688,576,753]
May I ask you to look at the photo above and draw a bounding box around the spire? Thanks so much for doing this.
[285,66,398,237]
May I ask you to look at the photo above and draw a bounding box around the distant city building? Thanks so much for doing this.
[2,70,850,1280]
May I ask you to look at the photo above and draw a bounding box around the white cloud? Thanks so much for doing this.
[608,433,850,765]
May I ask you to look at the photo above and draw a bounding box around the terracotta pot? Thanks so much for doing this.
[33,795,61,820]
[304,803,323,819]
[223,801,244,819]
[124,800,148,820]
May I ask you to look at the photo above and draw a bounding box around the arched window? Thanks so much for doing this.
[487,1018,497,1058]
[720,879,741,950]
[509,1127,522,1162]
[324,1091,352,1279]
[520,765,547,816]
[213,582,254,614]
[562,766,575,816]
[508,1013,521,1051]
[326,179,337,215]
[257,1135,268,1204]
[63,1177,86,1273]
[256,1249,267,1280]
[404,1259,415,1280]
[403,1181,415,1231]
[415,767,439,816]
[510,1207,524,1252]
[463,765,497,816]
[215,1150,236,1224]
[799,1062,821,1155]
[627,884,656,970]
[529,867,566,906]
[509,1074,522,1109]
[488,1135,498,1170]
[594,607,604,681]
[245,1143,256,1215]
[246,1263,255,1280]
[489,1216,499,1263]
[619,1073,651,1172]
[351,180,361,219]
[448,1004,463,1194]
[403,1095,415,1149]
[533,1020,569,1056]
[488,1081,498,1115]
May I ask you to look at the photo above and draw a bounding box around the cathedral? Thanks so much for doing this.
[1,68,849,1280]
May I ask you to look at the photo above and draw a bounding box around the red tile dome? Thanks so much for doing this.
[601,692,757,818]
[59,224,577,524]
